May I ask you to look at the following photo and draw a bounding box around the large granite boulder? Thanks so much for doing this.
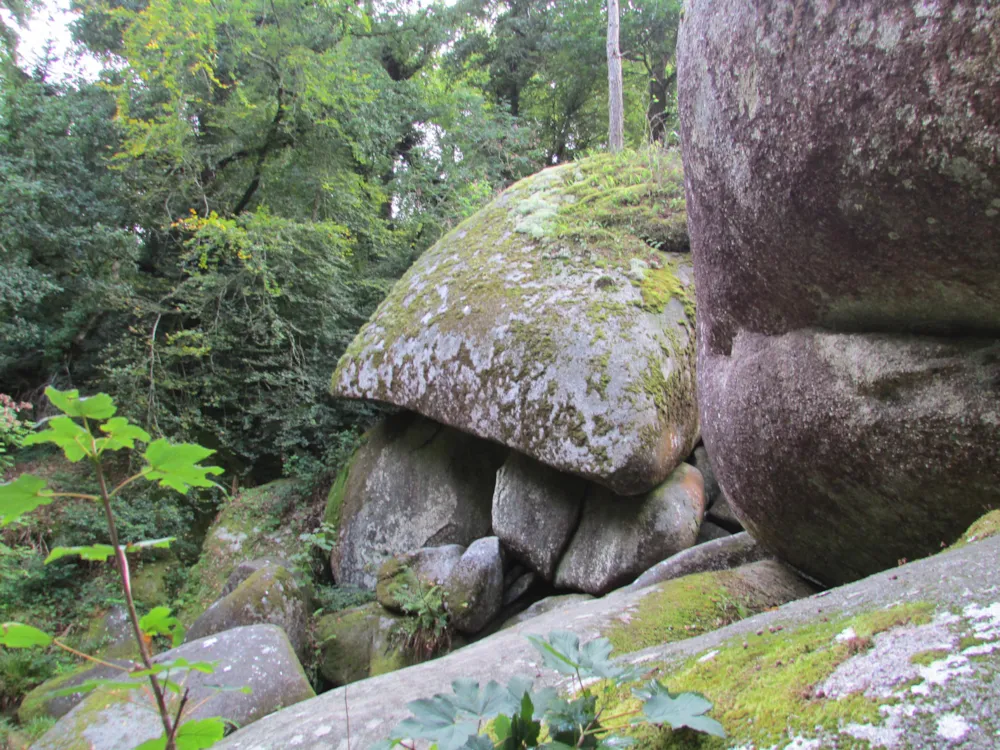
[330,413,506,588]
[554,462,705,594]
[332,151,697,496]
[32,625,314,750]
[441,537,505,635]
[679,0,1000,585]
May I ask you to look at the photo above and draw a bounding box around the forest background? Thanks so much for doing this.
[0,0,680,730]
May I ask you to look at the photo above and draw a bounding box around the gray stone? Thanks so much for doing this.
[500,594,594,629]
[442,537,504,634]
[315,603,421,686]
[213,534,1000,750]
[331,152,698,496]
[34,625,314,750]
[376,545,465,612]
[186,565,310,663]
[492,453,585,580]
[17,660,135,724]
[330,413,506,588]
[503,572,537,607]
[679,0,1000,585]
[627,532,770,591]
[694,520,731,544]
[221,558,294,597]
[689,445,720,510]
[554,463,705,594]
[705,492,741,531]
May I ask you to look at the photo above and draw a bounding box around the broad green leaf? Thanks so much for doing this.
[462,736,494,750]
[393,695,478,750]
[449,678,521,719]
[1,622,52,648]
[45,387,116,420]
[45,544,116,564]
[23,417,92,462]
[133,737,167,750]
[142,439,224,493]
[49,678,146,698]
[545,695,599,748]
[527,631,635,682]
[0,475,53,527]
[634,681,726,738]
[125,537,175,553]
[97,417,151,453]
[139,607,185,647]
[174,717,227,750]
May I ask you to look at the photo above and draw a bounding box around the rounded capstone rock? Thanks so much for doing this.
[331,151,698,496]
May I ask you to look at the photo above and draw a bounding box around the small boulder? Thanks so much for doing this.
[442,537,504,634]
[316,603,388,686]
[695,520,731,544]
[32,625,314,750]
[376,545,465,613]
[17,660,134,724]
[186,565,310,663]
[492,452,585,580]
[221,557,294,597]
[706,492,742,531]
[330,413,506,588]
[689,445,720,510]
[503,572,537,607]
[627,532,770,591]
[554,463,705,594]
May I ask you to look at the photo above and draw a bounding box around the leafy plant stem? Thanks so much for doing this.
[94,456,177,748]
[51,640,131,672]
[48,492,102,502]
[109,472,146,499]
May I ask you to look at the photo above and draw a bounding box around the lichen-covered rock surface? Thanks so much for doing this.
[32,625,314,750]
[332,149,696,495]
[679,0,1000,584]
[185,564,310,662]
[330,413,505,588]
[214,529,1000,750]
[554,462,705,594]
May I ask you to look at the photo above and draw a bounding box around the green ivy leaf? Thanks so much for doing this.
[97,417,151,453]
[1,622,52,648]
[23,416,93,462]
[44,387,116,420]
[142,439,224,493]
[45,544,116,563]
[139,607,185,648]
[633,681,726,738]
[0,475,53,527]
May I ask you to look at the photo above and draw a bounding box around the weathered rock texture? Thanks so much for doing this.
[442,537,505,634]
[554,463,705,594]
[332,150,697,495]
[679,0,1000,585]
[627,531,769,591]
[213,531,1000,750]
[34,625,314,750]
[330,413,506,588]
[492,452,585,579]
[186,565,310,662]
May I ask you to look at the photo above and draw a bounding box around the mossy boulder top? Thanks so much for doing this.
[332,150,696,495]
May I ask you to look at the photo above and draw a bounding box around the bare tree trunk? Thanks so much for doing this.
[607,0,624,153]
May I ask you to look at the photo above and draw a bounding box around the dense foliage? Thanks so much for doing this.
[1,0,681,484]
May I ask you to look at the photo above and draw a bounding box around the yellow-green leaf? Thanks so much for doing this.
[0,475,54,527]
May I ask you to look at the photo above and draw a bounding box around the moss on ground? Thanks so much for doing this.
[594,602,935,749]
[605,570,787,655]
[948,509,1000,550]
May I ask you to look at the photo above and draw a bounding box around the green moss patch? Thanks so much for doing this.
[605,569,794,655]
[949,509,1000,550]
[595,602,934,749]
